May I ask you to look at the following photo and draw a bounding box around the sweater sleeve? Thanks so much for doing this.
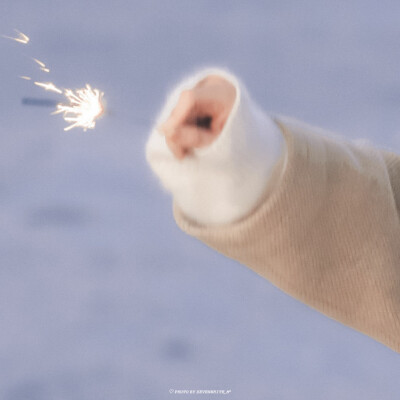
[381,149,400,216]
[173,115,400,353]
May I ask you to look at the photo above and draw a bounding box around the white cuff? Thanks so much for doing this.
[146,67,286,226]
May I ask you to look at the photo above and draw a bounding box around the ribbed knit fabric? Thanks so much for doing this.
[173,115,400,352]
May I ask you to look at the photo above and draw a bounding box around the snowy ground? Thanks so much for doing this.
[1,1,400,399]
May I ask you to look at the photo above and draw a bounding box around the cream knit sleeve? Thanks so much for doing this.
[173,115,400,353]
[146,68,286,226]
[147,69,400,352]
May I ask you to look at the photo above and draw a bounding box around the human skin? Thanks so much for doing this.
[158,75,236,160]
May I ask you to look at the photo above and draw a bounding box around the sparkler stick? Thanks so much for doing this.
[22,97,58,107]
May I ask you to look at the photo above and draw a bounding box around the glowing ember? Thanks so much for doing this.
[33,58,45,67]
[2,29,30,44]
[34,81,63,94]
[33,58,50,73]
[52,85,104,131]
[20,76,32,80]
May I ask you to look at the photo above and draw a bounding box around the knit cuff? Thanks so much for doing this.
[146,67,286,226]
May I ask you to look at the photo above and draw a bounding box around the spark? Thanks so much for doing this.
[2,29,30,44]
[52,84,104,131]
[33,58,50,73]
[20,76,32,80]
[34,81,63,94]
[33,58,46,68]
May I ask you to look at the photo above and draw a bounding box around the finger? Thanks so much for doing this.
[159,118,175,137]
[168,90,196,127]
[173,125,219,148]
[211,111,229,134]
[158,90,197,137]
[165,136,187,160]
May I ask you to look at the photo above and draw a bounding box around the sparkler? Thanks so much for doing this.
[3,29,105,131]
[32,82,104,131]
[52,85,104,131]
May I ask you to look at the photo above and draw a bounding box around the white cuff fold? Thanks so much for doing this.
[146,67,286,226]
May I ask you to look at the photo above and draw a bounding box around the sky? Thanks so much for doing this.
[0,1,400,399]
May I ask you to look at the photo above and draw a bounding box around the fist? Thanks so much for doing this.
[158,75,236,159]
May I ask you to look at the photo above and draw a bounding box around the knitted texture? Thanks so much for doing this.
[173,115,400,352]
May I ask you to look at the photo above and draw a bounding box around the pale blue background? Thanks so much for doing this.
[0,1,399,399]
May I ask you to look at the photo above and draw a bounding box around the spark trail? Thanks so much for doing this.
[33,58,50,73]
[34,81,63,94]
[2,29,30,44]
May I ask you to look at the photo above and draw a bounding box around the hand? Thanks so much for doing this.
[159,75,236,159]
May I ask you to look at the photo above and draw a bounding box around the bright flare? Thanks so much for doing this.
[53,85,104,131]
[2,29,30,44]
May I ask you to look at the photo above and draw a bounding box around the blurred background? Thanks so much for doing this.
[1,1,400,399]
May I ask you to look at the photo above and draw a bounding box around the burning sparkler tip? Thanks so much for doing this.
[10,30,105,132]
[53,84,105,131]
